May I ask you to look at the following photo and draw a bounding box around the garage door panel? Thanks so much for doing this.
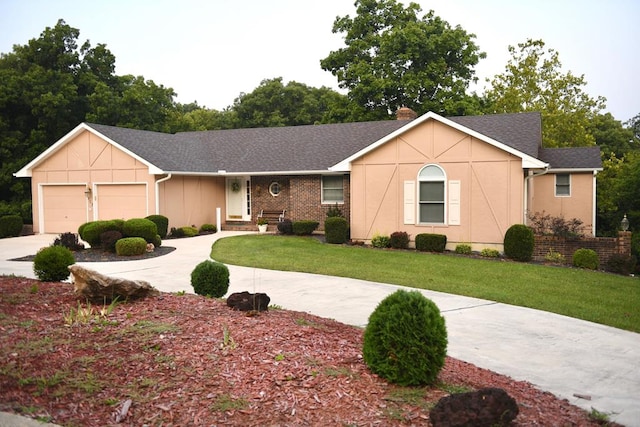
[97,184,147,220]
[42,186,87,233]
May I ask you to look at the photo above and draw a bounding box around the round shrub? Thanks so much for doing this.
[415,233,447,252]
[199,223,217,234]
[503,224,534,262]
[146,215,169,238]
[325,217,349,244]
[292,220,319,236]
[455,244,472,255]
[0,214,23,238]
[191,260,230,297]
[80,220,123,248]
[277,219,294,235]
[123,218,158,242]
[389,231,410,249]
[33,246,75,282]
[572,248,599,270]
[363,290,447,386]
[115,237,147,256]
[100,230,123,253]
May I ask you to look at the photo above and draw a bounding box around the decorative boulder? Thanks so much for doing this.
[68,265,160,302]
[226,291,270,312]
[429,387,519,427]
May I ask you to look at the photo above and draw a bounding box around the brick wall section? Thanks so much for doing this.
[251,174,350,231]
[533,232,632,265]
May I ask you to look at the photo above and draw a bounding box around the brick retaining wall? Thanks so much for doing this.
[533,232,632,265]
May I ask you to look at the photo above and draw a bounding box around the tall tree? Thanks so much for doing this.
[320,0,485,119]
[484,39,606,147]
[590,113,637,158]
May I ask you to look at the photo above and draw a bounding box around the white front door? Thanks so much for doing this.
[226,176,251,221]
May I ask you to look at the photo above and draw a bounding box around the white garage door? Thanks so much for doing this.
[96,184,147,220]
[42,185,87,233]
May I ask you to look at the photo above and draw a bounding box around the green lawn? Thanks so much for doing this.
[210,234,640,333]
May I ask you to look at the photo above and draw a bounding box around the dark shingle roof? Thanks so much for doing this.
[85,112,600,174]
[538,147,602,169]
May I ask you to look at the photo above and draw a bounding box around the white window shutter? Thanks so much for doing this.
[448,180,461,225]
[404,180,415,224]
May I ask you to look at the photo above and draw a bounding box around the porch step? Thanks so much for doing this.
[221,222,257,232]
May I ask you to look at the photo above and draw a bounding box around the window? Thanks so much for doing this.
[322,175,344,203]
[418,165,445,223]
[269,182,281,196]
[555,173,571,196]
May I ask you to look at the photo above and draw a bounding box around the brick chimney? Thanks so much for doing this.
[396,107,418,120]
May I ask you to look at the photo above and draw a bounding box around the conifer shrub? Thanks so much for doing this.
[123,218,158,242]
[415,233,447,252]
[504,224,534,261]
[277,219,294,235]
[363,290,447,386]
[145,214,169,238]
[33,246,75,282]
[292,220,319,235]
[325,217,349,244]
[389,231,410,249]
[115,237,147,256]
[572,248,599,270]
[191,260,230,297]
[0,214,23,238]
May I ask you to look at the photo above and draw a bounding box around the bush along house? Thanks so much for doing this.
[15,108,602,251]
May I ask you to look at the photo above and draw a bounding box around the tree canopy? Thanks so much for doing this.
[484,39,606,148]
[320,0,485,119]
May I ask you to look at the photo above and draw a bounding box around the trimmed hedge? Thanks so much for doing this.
[389,231,410,249]
[0,214,23,238]
[292,220,319,236]
[504,224,534,262]
[123,218,158,242]
[325,217,349,244]
[33,246,75,282]
[79,220,124,247]
[146,215,169,238]
[277,219,294,235]
[115,237,147,256]
[363,290,447,386]
[415,233,447,252]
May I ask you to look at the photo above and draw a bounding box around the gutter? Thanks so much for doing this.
[523,166,549,224]
[155,174,172,215]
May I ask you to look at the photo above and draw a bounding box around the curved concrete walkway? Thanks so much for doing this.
[1,232,639,426]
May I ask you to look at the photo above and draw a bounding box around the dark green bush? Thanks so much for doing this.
[0,214,23,238]
[277,219,293,235]
[572,248,599,270]
[389,231,410,249]
[123,218,158,242]
[325,217,349,244]
[415,233,447,252]
[145,215,169,238]
[325,204,343,218]
[363,290,447,386]
[169,227,184,238]
[605,254,636,275]
[79,220,123,247]
[199,223,217,234]
[115,237,147,256]
[33,246,75,282]
[191,260,230,297]
[53,232,84,251]
[100,230,123,253]
[151,234,162,248]
[504,224,534,262]
[292,220,319,235]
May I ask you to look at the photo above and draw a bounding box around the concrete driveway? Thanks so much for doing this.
[1,232,639,426]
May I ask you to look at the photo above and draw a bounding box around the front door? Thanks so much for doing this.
[226,176,251,221]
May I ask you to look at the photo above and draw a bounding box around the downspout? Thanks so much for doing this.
[523,167,549,224]
[592,170,598,236]
[155,174,172,215]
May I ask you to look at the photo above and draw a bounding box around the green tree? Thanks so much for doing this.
[590,113,636,158]
[484,39,606,147]
[320,0,485,119]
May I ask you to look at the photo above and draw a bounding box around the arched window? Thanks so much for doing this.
[418,164,445,223]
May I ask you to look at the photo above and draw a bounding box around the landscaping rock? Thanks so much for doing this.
[429,387,519,427]
[226,291,270,312]
[68,264,160,302]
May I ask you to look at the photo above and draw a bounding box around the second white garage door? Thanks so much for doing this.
[96,184,148,221]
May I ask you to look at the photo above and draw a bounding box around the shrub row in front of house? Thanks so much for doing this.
[78,216,163,255]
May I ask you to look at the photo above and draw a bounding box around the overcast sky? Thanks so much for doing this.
[1,0,638,121]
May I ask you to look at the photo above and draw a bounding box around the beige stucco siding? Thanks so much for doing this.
[157,175,225,230]
[350,120,524,248]
[530,172,595,233]
[30,130,155,233]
